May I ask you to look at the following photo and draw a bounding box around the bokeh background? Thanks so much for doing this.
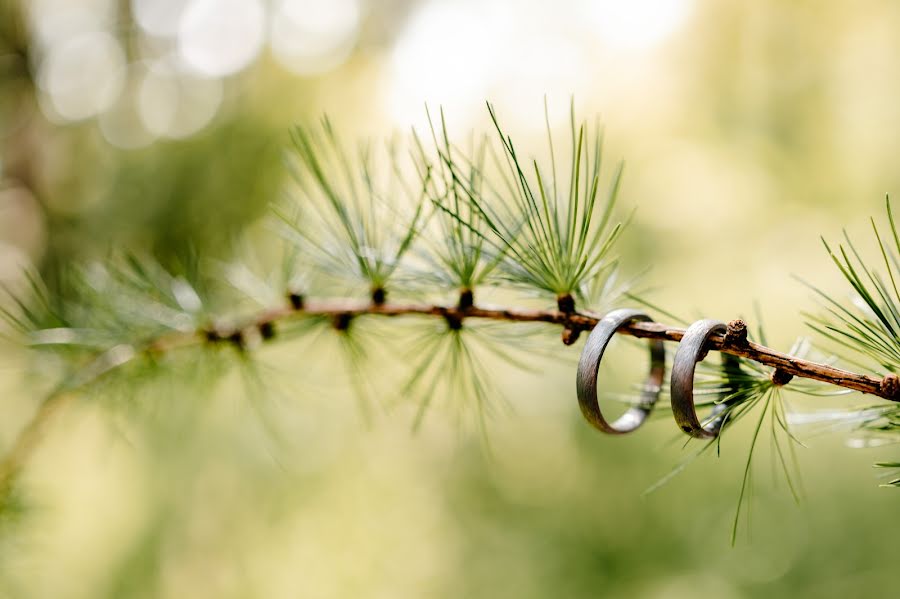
[1,0,898,597]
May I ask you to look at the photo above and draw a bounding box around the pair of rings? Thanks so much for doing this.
[576,309,739,438]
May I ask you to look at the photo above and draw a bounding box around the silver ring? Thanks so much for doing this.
[576,308,665,435]
[671,319,739,439]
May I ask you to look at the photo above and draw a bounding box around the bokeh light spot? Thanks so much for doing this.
[270,0,361,75]
[177,0,266,78]
[388,1,496,128]
[37,31,126,122]
[589,0,695,51]
[138,62,223,138]
[98,67,157,149]
[27,0,116,48]
[132,0,190,37]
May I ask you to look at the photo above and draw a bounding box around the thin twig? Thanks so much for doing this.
[2,298,897,494]
[0,391,74,495]
[159,299,897,401]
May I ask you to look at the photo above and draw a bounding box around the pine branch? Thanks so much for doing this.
[0,391,73,495]
[3,102,898,509]
[3,294,895,491]
[153,299,900,400]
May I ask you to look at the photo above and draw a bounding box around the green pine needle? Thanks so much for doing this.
[804,195,900,373]
[435,99,625,308]
[280,117,431,297]
[404,106,509,297]
[646,328,825,542]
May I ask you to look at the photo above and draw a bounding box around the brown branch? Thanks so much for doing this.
[3,297,898,494]
[162,298,899,401]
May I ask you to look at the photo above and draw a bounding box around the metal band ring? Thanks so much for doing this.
[576,308,665,435]
[671,318,736,439]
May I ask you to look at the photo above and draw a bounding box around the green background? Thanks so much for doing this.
[0,1,897,597]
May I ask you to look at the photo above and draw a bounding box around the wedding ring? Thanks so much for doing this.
[576,308,665,434]
[671,319,740,438]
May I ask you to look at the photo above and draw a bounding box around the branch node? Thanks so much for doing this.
[556,293,575,314]
[332,313,353,332]
[227,331,246,351]
[880,373,900,399]
[724,319,748,346]
[257,321,276,341]
[444,312,464,331]
[371,287,386,306]
[203,327,245,350]
[771,367,793,386]
[288,292,304,310]
[458,288,474,310]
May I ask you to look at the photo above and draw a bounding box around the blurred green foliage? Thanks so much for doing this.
[1,1,899,598]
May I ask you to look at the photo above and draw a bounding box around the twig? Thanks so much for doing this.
[2,298,897,494]
[159,299,899,401]
[0,391,74,495]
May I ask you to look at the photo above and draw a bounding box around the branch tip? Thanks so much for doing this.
[725,319,748,346]
[880,373,900,399]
